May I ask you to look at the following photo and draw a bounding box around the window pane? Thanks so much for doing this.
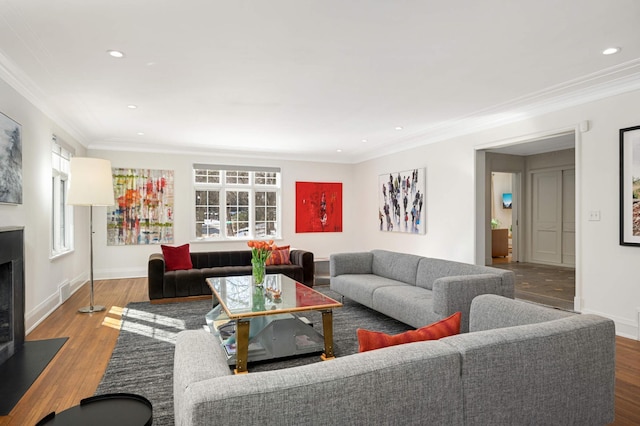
[226,190,249,237]
[60,179,66,247]
[266,191,277,205]
[195,190,220,238]
[195,169,220,184]
[255,172,277,186]
[225,170,249,185]
[267,206,277,221]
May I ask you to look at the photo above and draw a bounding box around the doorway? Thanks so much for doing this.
[476,131,577,311]
[491,172,515,262]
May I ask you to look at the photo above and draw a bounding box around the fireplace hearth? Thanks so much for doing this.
[0,227,25,367]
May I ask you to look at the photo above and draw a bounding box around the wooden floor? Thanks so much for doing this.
[1,277,639,425]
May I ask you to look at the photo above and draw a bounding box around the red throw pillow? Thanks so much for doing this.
[357,312,461,352]
[161,244,193,272]
[266,245,291,266]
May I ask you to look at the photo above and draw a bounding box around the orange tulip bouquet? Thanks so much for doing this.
[247,240,276,285]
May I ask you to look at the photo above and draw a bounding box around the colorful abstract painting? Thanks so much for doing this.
[107,168,174,245]
[296,182,342,233]
[378,168,425,234]
[0,112,22,204]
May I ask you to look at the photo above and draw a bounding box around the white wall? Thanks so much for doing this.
[3,71,640,340]
[0,78,89,333]
[87,149,359,278]
[353,88,640,339]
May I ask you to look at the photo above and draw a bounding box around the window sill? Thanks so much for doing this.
[50,248,74,261]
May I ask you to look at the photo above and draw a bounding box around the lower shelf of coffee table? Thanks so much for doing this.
[206,307,325,365]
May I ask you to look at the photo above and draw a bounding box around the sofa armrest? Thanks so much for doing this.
[174,330,232,425]
[148,253,166,300]
[330,252,373,277]
[432,274,503,333]
[289,249,315,287]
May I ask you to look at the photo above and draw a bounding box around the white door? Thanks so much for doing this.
[562,169,576,266]
[531,170,562,264]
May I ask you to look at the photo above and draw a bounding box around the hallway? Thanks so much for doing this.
[492,259,575,311]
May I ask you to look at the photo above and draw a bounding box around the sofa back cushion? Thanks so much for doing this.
[190,250,252,269]
[468,294,574,332]
[416,257,508,290]
[371,249,422,285]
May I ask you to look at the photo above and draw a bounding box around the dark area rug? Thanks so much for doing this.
[0,337,68,415]
[96,287,412,426]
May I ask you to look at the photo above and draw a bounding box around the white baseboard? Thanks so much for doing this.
[25,274,87,335]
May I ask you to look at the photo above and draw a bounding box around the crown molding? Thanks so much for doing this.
[355,61,640,163]
[0,49,87,144]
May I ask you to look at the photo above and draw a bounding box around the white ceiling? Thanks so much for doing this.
[0,0,639,163]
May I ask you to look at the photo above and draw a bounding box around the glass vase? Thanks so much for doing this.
[252,257,266,285]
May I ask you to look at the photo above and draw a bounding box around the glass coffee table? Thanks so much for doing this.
[206,274,342,374]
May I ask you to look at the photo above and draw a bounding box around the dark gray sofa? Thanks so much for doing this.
[173,295,615,425]
[148,249,314,301]
[330,249,515,332]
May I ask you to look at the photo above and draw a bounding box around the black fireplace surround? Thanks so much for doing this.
[0,227,25,367]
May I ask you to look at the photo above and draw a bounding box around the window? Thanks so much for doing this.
[51,137,74,256]
[193,164,281,240]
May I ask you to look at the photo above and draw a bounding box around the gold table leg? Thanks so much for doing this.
[320,310,335,361]
[234,319,250,374]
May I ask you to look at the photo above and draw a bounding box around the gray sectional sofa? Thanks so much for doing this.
[173,295,615,425]
[330,249,515,332]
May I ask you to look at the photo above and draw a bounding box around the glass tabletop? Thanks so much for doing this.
[206,274,342,318]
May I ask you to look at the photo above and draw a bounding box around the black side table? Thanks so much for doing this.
[36,393,152,426]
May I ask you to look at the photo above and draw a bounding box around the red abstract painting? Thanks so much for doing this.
[296,182,342,233]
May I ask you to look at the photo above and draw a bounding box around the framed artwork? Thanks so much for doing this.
[619,125,640,246]
[295,182,342,233]
[0,112,22,205]
[378,168,425,234]
[107,168,174,245]
[502,193,512,209]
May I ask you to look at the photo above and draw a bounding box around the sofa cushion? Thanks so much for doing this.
[266,245,291,265]
[161,244,193,271]
[371,249,422,285]
[372,285,440,329]
[357,312,461,352]
[330,274,408,309]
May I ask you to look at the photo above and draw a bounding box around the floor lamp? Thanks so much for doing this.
[67,157,115,313]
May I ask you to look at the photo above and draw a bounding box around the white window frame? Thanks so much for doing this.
[51,136,74,257]
[193,164,281,241]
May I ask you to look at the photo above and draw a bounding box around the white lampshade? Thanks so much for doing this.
[67,157,115,206]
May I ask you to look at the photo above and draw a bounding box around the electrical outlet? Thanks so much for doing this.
[588,211,601,221]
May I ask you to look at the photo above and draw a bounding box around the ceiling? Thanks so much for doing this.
[0,1,639,163]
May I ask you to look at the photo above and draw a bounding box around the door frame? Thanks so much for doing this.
[474,124,584,312]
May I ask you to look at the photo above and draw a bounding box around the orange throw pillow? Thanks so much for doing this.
[357,312,461,352]
[266,245,291,266]
[161,244,193,272]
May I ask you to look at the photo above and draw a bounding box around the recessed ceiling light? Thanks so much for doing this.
[395,126,403,131]
[336,149,343,153]
[137,132,145,136]
[107,50,125,58]
[362,139,368,143]
[602,47,621,55]
[127,104,137,109]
